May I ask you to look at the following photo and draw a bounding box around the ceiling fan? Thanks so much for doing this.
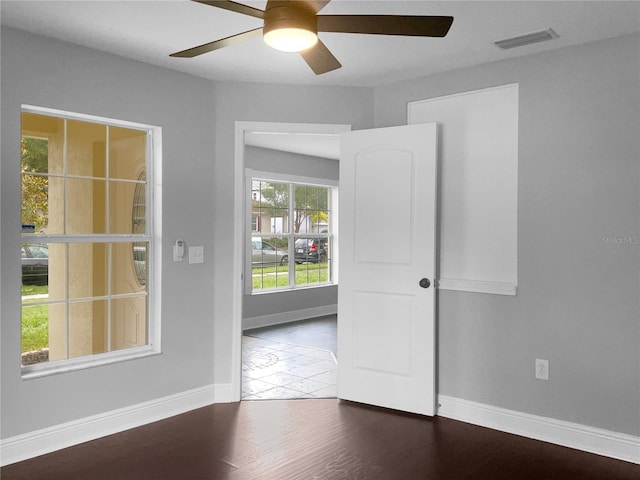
[170,0,453,75]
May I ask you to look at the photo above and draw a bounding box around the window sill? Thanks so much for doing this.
[21,347,161,380]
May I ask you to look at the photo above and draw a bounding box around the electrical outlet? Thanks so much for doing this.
[535,358,549,380]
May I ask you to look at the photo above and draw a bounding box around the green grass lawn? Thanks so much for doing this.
[253,263,329,290]
[21,284,48,296]
[22,305,49,352]
[21,284,49,353]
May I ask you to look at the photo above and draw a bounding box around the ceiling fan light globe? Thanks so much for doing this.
[264,28,318,53]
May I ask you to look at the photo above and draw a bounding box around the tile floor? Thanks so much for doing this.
[241,335,337,400]
[244,315,337,355]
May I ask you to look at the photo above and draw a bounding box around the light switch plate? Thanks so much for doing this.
[188,246,204,264]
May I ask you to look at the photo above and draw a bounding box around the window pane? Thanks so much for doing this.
[20,171,48,234]
[21,303,62,365]
[68,243,108,299]
[253,237,286,268]
[269,207,288,234]
[251,236,289,291]
[66,178,107,234]
[21,174,64,235]
[254,181,289,235]
[261,181,289,209]
[132,242,148,287]
[111,296,147,351]
[109,180,139,234]
[21,133,50,237]
[21,115,66,234]
[109,127,146,181]
[294,235,330,287]
[48,243,67,302]
[21,242,50,288]
[112,242,148,295]
[294,236,329,265]
[67,120,107,178]
[69,300,108,358]
[132,173,146,235]
[21,113,64,175]
[21,242,66,302]
[295,262,330,287]
[294,185,329,234]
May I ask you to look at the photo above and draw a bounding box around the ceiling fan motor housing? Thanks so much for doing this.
[263,2,318,37]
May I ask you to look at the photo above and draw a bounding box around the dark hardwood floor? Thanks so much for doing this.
[2,399,638,480]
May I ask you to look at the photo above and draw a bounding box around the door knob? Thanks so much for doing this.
[419,278,431,289]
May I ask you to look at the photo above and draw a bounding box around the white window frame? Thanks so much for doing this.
[245,169,338,295]
[20,105,162,379]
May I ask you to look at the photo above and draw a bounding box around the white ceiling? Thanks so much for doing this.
[2,1,639,88]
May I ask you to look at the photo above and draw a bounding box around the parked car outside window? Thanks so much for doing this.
[252,238,289,267]
[21,243,48,285]
[294,238,328,264]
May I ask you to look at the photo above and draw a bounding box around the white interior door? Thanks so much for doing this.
[338,123,438,416]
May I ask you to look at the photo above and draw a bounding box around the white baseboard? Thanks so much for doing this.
[438,395,640,464]
[243,304,337,331]
[213,383,235,403]
[0,383,232,466]
[5,388,636,467]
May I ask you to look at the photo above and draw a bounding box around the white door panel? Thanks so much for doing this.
[338,123,438,416]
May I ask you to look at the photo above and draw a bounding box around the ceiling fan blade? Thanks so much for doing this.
[317,15,454,37]
[170,28,263,58]
[300,39,341,75]
[192,0,264,19]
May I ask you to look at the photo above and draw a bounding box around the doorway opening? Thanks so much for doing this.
[232,122,351,402]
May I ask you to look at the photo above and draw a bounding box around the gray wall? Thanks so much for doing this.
[245,145,339,181]
[244,146,339,324]
[2,25,638,442]
[211,81,373,383]
[375,33,640,436]
[1,27,218,437]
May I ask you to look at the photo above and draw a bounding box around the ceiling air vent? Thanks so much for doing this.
[494,28,559,50]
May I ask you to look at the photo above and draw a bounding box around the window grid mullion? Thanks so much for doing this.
[106,125,110,237]
[288,183,295,289]
[21,291,149,308]
[107,244,113,353]
[21,235,151,242]
[20,172,145,184]
[105,126,112,352]
[65,243,70,360]
[63,119,70,360]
